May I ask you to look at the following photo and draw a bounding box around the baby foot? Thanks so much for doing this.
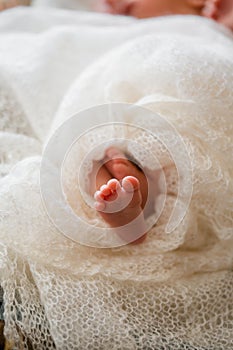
[94,176,147,244]
[104,147,148,209]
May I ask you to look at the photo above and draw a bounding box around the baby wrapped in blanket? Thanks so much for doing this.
[0,8,233,350]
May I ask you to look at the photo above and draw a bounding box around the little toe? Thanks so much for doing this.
[94,191,104,202]
[94,201,106,212]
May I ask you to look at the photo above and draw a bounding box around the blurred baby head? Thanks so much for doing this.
[96,0,220,19]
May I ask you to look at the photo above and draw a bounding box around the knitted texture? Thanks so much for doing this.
[0,8,232,349]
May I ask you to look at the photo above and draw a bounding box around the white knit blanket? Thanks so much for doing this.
[0,7,233,349]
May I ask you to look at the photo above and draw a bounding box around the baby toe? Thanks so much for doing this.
[94,201,106,212]
[100,184,112,196]
[122,176,140,193]
[107,178,121,191]
[94,191,104,201]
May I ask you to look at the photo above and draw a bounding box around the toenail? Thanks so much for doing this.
[107,179,120,189]
[122,178,134,192]
[122,176,139,192]
[100,184,109,192]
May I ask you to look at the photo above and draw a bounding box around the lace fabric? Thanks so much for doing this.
[0,8,232,349]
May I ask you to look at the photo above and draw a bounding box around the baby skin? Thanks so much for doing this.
[93,148,148,244]
[96,0,233,31]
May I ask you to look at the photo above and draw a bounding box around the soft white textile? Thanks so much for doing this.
[32,0,95,11]
[0,7,232,349]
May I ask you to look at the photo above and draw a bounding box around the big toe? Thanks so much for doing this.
[122,176,142,207]
[122,176,140,193]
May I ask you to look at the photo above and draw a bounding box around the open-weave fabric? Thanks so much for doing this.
[0,7,232,349]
